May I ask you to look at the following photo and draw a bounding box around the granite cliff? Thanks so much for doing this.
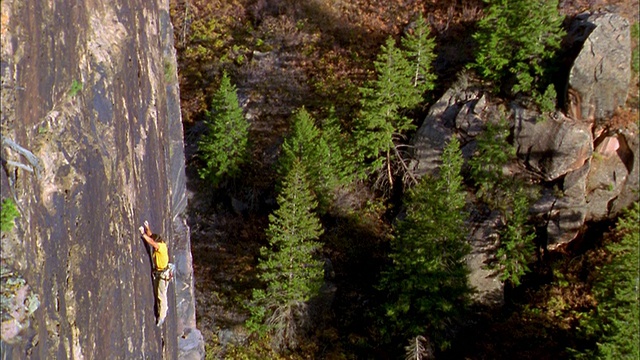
[1,0,204,358]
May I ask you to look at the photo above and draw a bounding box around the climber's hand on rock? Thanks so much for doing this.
[139,226,145,235]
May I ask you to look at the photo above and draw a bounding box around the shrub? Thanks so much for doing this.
[69,79,83,97]
[1,198,20,232]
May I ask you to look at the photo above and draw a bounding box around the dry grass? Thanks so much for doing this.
[609,107,640,130]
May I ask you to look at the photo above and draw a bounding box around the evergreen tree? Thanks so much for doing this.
[401,14,437,95]
[320,107,357,188]
[468,117,514,210]
[592,202,639,358]
[471,0,564,95]
[278,107,340,212]
[198,71,249,186]
[354,37,426,172]
[497,188,536,286]
[353,18,437,182]
[468,117,537,286]
[248,158,324,350]
[380,137,471,350]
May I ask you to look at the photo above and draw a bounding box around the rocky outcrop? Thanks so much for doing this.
[513,107,593,182]
[567,12,631,125]
[411,10,638,300]
[1,0,203,359]
[517,110,638,249]
[411,74,487,176]
[585,131,633,219]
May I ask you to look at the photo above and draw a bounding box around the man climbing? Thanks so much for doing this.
[139,220,173,327]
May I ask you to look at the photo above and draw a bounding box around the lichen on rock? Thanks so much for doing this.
[1,265,40,345]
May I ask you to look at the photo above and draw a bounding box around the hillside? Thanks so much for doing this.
[169,0,639,359]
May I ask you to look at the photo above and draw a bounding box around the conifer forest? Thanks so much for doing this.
[168,0,639,358]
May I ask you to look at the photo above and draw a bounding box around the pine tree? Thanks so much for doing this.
[469,117,537,286]
[198,71,249,186]
[380,137,470,350]
[401,14,437,95]
[320,107,357,188]
[248,158,324,350]
[471,0,564,95]
[354,36,426,171]
[468,116,514,210]
[278,107,340,212]
[353,19,437,182]
[592,202,640,358]
[497,188,536,286]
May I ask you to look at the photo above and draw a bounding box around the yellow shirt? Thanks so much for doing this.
[153,242,169,270]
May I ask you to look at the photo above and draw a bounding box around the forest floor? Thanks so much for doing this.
[170,0,638,358]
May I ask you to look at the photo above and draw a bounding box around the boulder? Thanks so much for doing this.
[411,74,484,176]
[607,124,640,214]
[514,107,593,181]
[567,12,631,125]
[586,124,639,220]
[548,162,591,247]
[455,94,489,138]
[529,123,638,248]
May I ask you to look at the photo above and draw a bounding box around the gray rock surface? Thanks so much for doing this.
[542,124,638,247]
[514,107,593,181]
[465,211,503,307]
[585,132,632,220]
[1,0,204,358]
[607,125,640,215]
[411,74,484,176]
[568,12,631,125]
[549,162,590,248]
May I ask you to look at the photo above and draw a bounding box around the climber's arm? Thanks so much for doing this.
[139,226,159,250]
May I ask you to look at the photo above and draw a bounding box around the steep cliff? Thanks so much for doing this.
[0,0,204,358]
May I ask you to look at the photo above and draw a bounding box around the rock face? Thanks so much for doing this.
[411,74,486,177]
[567,12,631,125]
[513,108,593,182]
[466,211,503,307]
[1,0,204,359]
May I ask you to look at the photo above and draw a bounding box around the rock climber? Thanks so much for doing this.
[139,220,174,327]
